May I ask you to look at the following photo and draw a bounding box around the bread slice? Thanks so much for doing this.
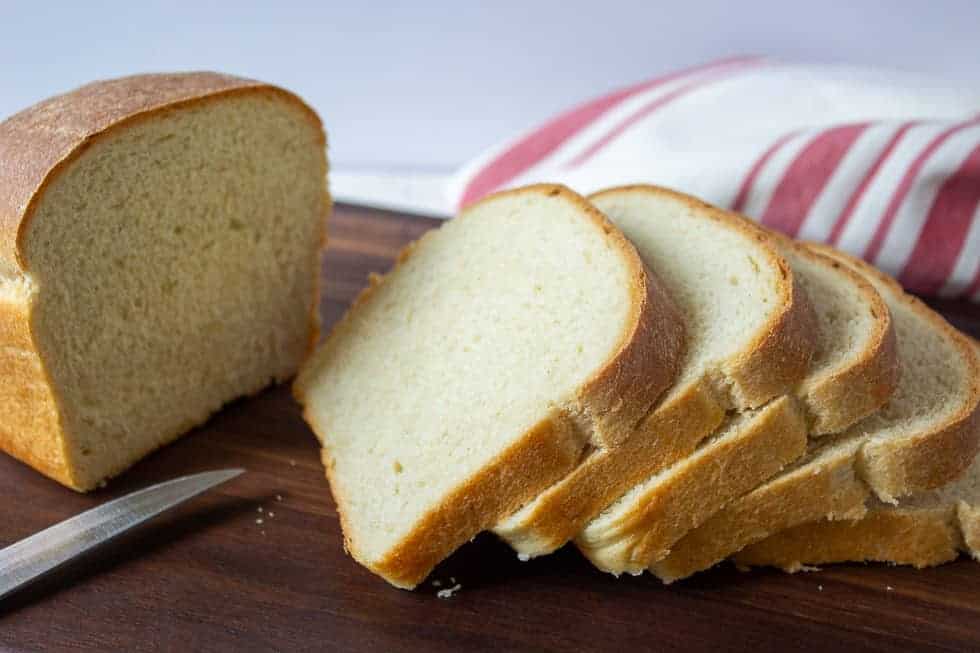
[0,73,328,491]
[490,185,817,558]
[294,184,684,589]
[577,237,899,574]
[731,340,980,573]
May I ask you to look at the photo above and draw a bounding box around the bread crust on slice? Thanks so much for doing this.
[0,73,328,491]
[731,340,980,573]
[491,185,817,558]
[653,256,979,582]
[577,236,899,574]
[579,395,809,573]
[295,184,684,588]
[734,506,964,570]
[651,435,871,582]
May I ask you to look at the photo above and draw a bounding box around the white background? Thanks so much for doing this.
[1,1,978,172]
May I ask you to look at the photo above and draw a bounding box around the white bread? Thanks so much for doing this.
[732,339,980,573]
[578,237,899,574]
[294,184,684,589]
[491,185,817,558]
[0,73,328,491]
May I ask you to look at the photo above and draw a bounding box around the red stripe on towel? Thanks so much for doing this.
[827,122,918,245]
[731,132,798,213]
[759,123,870,237]
[564,60,763,168]
[899,140,980,295]
[864,117,980,263]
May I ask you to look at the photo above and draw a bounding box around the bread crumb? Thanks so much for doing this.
[268,511,275,518]
[517,553,530,562]
[886,586,894,591]
[257,506,264,513]
[290,460,297,467]
[432,579,441,587]
[261,530,266,536]
[449,576,456,584]
[276,494,283,502]
[818,585,823,591]
[436,583,462,599]
[256,518,264,525]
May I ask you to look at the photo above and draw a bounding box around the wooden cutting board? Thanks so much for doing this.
[2,204,979,652]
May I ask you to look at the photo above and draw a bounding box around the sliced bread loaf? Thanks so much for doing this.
[294,184,684,588]
[723,309,980,576]
[0,73,328,491]
[491,185,817,558]
[577,237,899,574]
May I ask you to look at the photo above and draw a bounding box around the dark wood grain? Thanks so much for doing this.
[1,204,979,653]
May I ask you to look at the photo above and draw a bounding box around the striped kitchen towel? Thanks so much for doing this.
[447,57,980,301]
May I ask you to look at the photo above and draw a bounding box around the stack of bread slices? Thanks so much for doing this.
[297,183,980,589]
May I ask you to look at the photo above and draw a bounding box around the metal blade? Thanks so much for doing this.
[0,468,244,601]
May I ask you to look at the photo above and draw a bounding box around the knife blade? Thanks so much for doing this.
[0,468,244,601]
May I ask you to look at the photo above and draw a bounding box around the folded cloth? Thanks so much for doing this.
[447,57,980,301]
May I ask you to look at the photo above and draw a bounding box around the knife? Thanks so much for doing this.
[0,468,243,601]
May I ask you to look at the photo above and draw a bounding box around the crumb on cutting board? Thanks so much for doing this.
[436,584,462,599]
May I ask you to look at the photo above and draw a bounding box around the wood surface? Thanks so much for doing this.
[1,203,979,652]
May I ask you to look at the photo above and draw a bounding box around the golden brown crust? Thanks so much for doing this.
[0,73,327,491]
[0,291,74,487]
[792,243,900,434]
[733,506,961,570]
[651,437,870,582]
[957,502,980,559]
[808,244,980,500]
[296,184,681,588]
[577,395,809,573]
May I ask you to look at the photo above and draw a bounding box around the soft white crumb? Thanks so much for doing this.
[268,511,275,518]
[257,506,264,513]
[818,585,823,591]
[517,553,530,562]
[886,586,894,591]
[449,576,456,584]
[256,518,264,525]
[289,460,297,467]
[276,494,283,502]
[432,580,442,587]
[261,530,266,536]
[436,583,462,599]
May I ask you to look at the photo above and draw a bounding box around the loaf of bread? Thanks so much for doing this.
[492,185,817,559]
[0,72,329,491]
[294,184,684,588]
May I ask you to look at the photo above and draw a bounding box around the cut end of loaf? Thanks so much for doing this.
[2,78,328,491]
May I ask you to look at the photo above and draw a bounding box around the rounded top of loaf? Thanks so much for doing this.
[0,71,325,269]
